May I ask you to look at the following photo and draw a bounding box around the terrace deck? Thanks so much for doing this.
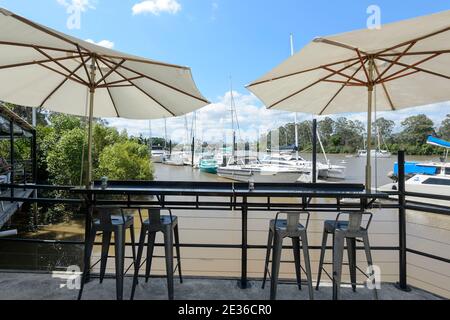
[0,272,442,300]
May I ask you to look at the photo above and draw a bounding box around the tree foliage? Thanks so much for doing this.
[97,140,153,181]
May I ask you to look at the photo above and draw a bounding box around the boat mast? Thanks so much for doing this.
[291,34,299,161]
[230,78,236,161]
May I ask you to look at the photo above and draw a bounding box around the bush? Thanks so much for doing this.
[97,140,154,181]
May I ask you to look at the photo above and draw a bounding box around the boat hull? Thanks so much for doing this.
[217,168,300,183]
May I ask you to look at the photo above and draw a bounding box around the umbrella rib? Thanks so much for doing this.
[97,76,144,88]
[376,53,442,83]
[246,57,361,88]
[356,49,370,83]
[314,38,370,56]
[95,59,120,117]
[376,56,450,80]
[375,26,450,56]
[99,56,209,104]
[0,54,87,71]
[99,57,176,117]
[39,57,91,108]
[268,59,362,109]
[33,46,89,86]
[37,62,87,87]
[76,46,93,87]
[100,54,190,70]
[318,63,365,115]
[373,63,396,111]
[0,41,80,55]
[94,59,126,87]
[374,42,416,83]
[321,66,366,84]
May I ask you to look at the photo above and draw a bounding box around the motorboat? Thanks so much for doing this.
[380,135,450,206]
[199,155,219,174]
[356,149,392,158]
[260,153,347,180]
[217,156,304,183]
[151,146,166,164]
[162,152,185,166]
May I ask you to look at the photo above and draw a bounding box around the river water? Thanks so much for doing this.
[1,154,449,298]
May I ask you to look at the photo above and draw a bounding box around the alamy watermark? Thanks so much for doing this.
[367,265,382,290]
[52,265,82,290]
[58,0,95,30]
[367,5,382,30]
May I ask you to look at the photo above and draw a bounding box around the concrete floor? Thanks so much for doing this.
[0,272,442,300]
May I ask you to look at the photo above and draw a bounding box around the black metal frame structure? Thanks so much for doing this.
[0,151,449,298]
[0,105,37,191]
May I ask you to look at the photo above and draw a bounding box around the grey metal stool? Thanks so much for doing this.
[262,211,314,300]
[78,207,137,300]
[130,208,182,300]
[316,211,378,300]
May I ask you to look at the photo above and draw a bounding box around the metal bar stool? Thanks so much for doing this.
[316,211,378,300]
[78,206,137,300]
[130,208,182,300]
[262,211,314,300]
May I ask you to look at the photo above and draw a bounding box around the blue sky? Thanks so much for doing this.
[0,0,449,142]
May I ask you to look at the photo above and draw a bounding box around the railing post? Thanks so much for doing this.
[396,150,411,292]
[312,119,317,183]
[9,120,14,203]
[238,196,250,289]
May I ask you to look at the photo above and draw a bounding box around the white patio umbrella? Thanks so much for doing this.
[247,10,450,191]
[0,7,209,185]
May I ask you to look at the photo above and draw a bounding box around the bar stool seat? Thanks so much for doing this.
[317,212,378,300]
[131,208,183,300]
[271,219,305,231]
[94,215,133,226]
[262,212,314,300]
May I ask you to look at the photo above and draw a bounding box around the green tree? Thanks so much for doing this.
[374,117,395,141]
[46,128,86,185]
[439,114,450,141]
[399,114,435,146]
[97,140,154,181]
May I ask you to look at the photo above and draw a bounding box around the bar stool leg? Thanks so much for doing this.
[316,229,329,290]
[99,231,111,284]
[174,224,183,283]
[145,232,156,283]
[300,232,314,300]
[347,237,357,292]
[129,225,137,272]
[332,231,345,300]
[292,237,302,291]
[262,228,273,289]
[270,232,283,300]
[163,228,175,300]
[362,233,378,300]
[77,228,96,300]
[131,227,147,300]
[114,226,126,300]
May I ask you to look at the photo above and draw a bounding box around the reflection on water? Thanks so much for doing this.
[0,155,449,298]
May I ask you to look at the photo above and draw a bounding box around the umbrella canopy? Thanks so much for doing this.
[0,7,209,184]
[247,10,450,190]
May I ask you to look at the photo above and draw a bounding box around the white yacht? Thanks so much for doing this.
[260,153,347,180]
[163,152,185,166]
[357,149,392,158]
[380,135,450,206]
[217,156,304,183]
[151,146,166,164]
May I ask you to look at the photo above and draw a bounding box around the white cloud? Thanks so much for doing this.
[57,0,95,12]
[132,0,182,16]
[85,39,115,49]
[105,90,450,143]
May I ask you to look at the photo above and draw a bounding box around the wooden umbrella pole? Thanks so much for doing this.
[366,58,375,192]
[86,56,97,187]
